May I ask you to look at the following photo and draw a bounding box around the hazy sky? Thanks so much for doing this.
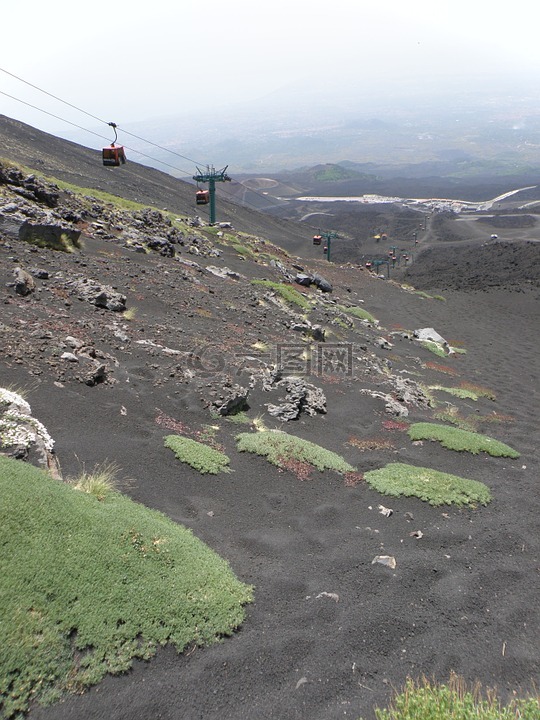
[2,0,540,145]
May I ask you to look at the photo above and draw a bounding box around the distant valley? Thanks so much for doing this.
[59,76,540,179]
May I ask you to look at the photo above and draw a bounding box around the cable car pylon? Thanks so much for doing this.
[321,231,338,261]
[192,165,231,224]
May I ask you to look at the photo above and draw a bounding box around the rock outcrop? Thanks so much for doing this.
[0,388,61,478]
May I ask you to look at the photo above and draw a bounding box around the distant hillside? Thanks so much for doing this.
[241,161,540,203]
[306,164,369,183]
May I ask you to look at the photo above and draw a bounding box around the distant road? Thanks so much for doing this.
[477,186,538,211]
[299,211,334,221]
[294,186,538,213]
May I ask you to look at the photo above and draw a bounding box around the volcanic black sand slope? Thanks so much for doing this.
[0,117,539,720]
[0,115,314,255]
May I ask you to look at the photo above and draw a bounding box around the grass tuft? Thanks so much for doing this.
[164,435,231,474]
[122,307,137,321]
[408,422,520,458]
[430,385,480,401]
[422,361,460,376]
[421,341,466,357]
[413,290,435,300]
[364,462,491,506]
[371,673,540,720]
[69,461,120,501]
[231,242,255,258]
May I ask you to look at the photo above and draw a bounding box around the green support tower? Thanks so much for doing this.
[193,165,231,224]
[321,231,338,262]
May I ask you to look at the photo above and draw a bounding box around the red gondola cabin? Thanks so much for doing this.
[196,189,210,205]
[102,145,126,167]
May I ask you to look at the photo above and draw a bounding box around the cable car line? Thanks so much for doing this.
[1,87,293,218]
[1,67,283,205]
[0,89,110,142]
[114,126,205,168]
[0,85,272,209]
[0,67,105,125]
[1,69,295,218]
[0,66,206,168]
[0,88,198,178]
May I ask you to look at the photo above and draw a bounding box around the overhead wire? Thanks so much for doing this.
[0,90,110,143]
[0,66,207,167]
[0,87,198,179]
[0,67,287,214]
[0,91,281,216]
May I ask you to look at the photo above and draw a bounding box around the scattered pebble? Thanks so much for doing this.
[372,555,396,569]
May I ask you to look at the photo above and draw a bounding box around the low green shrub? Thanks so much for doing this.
[19,227,82,253]
[422,342,466,358]
[43,175,150,213]
[430,385,480,401]
[251,280,311,310]
[225,411,252,425]
[408,422,520,458]
[421,341,447,358]
[364,462,491,506]
[459,381,496,400]
[339,305,378,324]
[0,456,251,717]
[164,435,231,474]
[231,242,255,257]
[236,430,355,473]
